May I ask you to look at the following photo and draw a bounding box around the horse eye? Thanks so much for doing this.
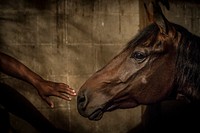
[131,51,147,62]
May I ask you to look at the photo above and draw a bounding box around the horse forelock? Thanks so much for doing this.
[175,24,200,100]
[125,24,159,50]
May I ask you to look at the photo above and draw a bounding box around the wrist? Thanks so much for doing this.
[28,74,44,89]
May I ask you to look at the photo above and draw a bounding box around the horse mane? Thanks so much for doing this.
[175,24,200,101]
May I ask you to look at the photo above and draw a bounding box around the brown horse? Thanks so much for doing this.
[77,2,200,121]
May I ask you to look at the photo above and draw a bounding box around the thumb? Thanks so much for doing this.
[44,97,54,108]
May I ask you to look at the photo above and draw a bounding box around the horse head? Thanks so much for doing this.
[77,2,197,121]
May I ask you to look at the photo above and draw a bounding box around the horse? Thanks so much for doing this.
[77,1,200,126]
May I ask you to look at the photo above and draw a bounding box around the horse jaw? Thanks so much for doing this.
[81,96,139,121]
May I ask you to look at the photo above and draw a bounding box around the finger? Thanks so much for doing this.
[53,91,72,101]
[43,97,54,108]
[56,84,76,96]
[63,88,77,96]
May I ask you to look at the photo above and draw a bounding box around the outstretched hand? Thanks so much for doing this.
[35,79,76,108]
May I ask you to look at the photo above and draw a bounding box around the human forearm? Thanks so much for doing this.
[0,52,43,87]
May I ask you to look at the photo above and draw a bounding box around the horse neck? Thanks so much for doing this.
[176,30,200,102]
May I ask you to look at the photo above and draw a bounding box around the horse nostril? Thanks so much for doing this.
[77,92,88,111]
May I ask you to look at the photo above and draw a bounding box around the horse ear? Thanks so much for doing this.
[144,2,171,35]
[144,3,154,23]
[156,0,170,10]
[153,2,170,34]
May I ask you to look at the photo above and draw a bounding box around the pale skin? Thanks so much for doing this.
[0,52,76,108]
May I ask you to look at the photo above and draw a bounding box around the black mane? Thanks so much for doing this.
[175,24,200,101]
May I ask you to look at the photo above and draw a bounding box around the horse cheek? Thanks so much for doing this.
[152,64,175,102]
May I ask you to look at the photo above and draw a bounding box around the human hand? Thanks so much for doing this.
[34,79,76,108]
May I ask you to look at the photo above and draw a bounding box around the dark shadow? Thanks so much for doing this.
[127,100,200,133]
[0,83,70,133]
[0,0,53,10]
[126,123,144,133]
[0,105,11,133]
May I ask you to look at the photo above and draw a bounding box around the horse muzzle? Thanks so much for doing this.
[77,88,111,121]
